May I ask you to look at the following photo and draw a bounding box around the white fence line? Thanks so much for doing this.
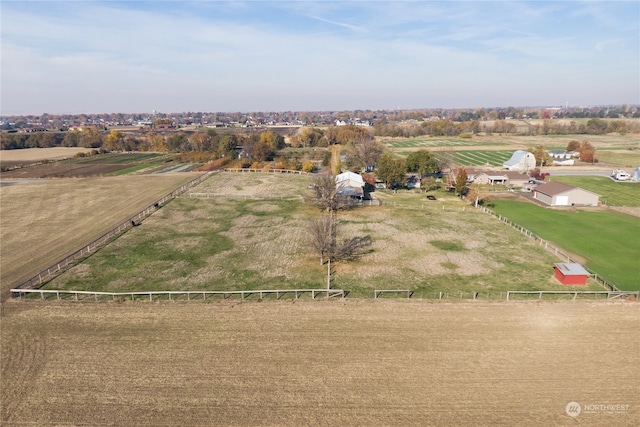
[10,288,346,301]
[189,193,305,202]
[506,291,638,300]
[374,290,413,298]
[223,168,310,175]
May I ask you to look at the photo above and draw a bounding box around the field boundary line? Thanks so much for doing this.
[10,171,217,292]
[223,168,310,175]
[506,290,638,300]
[10,288,346,301]
[374,290,413,298]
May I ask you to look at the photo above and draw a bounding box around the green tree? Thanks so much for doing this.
[586,118,608,134]
[406,149,439,175]
[376,153,406,188]
[166,133,189,152]
[527,145,552,166]
[454,168,468,196]
[62,130,82,147]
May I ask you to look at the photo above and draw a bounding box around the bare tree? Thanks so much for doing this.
[308,214,335,265]
[310,172,351,213]
[309,215,372,265]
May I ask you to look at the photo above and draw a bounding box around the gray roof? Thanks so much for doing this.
[554,263,590,276]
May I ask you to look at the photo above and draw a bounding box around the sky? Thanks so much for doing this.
[1,0,639,115]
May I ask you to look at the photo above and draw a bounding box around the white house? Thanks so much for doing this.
[503,150,536,171]
[335,171,364,197]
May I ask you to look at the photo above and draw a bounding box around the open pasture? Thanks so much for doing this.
[44,172,604,297]
[491,200,640,291]
[547,176,640,207]
[1,300,638,426]
[0,173,200,300]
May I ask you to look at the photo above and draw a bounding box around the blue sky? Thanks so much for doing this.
[1,1,638,114]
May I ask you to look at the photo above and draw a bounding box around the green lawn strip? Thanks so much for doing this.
[548,176,640,207]
[491,200,640,290]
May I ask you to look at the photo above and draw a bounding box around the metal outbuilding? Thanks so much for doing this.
[554,263,590,285]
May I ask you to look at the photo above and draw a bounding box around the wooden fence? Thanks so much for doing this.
[223,168,309,175]
[10,288,346,301]
[11,172,216,291]
[476,206,621,291]
[506,291,638,300]
[374,290,413,298]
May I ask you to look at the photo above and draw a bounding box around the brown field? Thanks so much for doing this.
[0,173,201,299]
[1,300,638,426]
[0,147,95,162]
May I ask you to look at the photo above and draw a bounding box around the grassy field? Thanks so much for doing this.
[382,137,504,149]
[42,172,605,297]
[547,176,640,207]
[1,300,638,426]
[490,200,640,291]
[595,150,640,168]
[0,173,200,300]
[435,150,513,166]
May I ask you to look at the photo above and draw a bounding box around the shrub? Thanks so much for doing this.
[458,132,473,139]
[302,161,316,173]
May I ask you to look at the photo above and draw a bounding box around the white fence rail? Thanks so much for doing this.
[374,290,413,298]
[506,291,638,300]
[223,168,309,175]
[10,288,346,301]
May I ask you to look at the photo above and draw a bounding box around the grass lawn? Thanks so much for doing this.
[491,200,640,291]
[547,176,640,207]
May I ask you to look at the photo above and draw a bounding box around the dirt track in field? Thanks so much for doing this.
[1,300,637,426]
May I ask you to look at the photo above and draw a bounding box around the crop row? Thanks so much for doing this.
[435,150,513,166]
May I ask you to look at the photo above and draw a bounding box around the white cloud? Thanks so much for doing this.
[1,1,638,114]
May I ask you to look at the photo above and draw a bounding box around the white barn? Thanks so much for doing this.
[335,172,364,197]
[503,150,536,171]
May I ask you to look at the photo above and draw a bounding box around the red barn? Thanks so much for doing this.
[554,263,590,285]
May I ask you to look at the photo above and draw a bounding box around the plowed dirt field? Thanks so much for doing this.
[1,300,638,426]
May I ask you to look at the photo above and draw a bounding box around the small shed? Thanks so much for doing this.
[554,263,590,285]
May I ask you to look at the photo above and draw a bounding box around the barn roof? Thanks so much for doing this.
[503,150,531,167]
[534,181,576,196]
[554,263,590,276]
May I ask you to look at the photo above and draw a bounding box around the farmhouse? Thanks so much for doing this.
[335,171,364,198]
[503,150,536,171]
[466,169,530,187]
[533,182,600,206]
[554,263,590,285]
